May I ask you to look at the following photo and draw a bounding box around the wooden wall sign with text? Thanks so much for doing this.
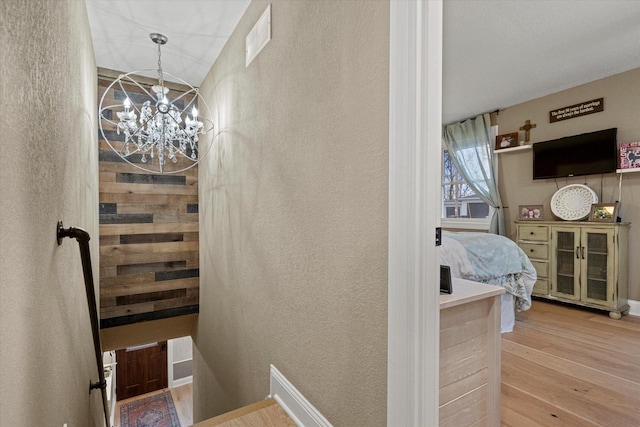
[549,98,604,123]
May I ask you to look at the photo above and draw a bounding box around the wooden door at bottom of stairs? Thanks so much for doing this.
[116,341,168,400]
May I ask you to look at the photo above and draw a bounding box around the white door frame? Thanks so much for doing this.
[388,1,442,425]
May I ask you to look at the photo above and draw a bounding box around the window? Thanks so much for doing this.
[442,149,491,228]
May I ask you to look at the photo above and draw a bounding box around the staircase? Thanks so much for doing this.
[192,398,296,427]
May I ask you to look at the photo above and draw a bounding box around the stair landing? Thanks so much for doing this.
[192,398,296,427]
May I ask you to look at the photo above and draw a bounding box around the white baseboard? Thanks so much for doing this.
[628,299,640,316]
[172,375,193,388]
[269,365,332,427]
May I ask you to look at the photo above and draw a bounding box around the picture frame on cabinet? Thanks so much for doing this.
[519,205,543,221]
[495,132,519,151]
[589,202,619,222]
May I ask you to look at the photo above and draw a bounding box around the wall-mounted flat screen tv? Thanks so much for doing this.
[532,128,617,180]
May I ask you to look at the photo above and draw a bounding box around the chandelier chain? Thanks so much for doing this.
[157,42,164,88]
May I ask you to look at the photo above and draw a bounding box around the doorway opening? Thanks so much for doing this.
[107,336,194,426]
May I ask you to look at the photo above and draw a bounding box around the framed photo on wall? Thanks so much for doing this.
[495,132,519,151]
[589,202,619,222]
[619,141,640,170]
[519,205,543,221]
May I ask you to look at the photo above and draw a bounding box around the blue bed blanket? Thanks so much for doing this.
[440,231,537,311]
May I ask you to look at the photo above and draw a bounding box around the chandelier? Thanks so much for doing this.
[98,33,214,174]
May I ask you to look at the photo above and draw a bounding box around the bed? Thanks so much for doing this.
[439,231,537,333]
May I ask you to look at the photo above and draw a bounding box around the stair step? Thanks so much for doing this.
[192,397,296,426]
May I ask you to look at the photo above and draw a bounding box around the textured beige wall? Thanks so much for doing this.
[496,68,640,300]
[193,1,389,425]
[0,1,102,426]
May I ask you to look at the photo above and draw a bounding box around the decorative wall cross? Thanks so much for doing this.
[519,119,537,142]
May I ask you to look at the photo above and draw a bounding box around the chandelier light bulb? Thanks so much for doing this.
[123,97,131,110]
[192,106,198,119]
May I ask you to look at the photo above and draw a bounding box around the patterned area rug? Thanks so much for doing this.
[120,390,181,427]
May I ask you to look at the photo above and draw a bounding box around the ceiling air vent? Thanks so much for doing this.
[246,4,271,67]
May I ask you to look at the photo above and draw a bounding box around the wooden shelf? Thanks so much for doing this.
[494,145,531,154]
[616,168,640,174]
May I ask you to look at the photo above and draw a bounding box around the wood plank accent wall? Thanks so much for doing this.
[98,70,199,329]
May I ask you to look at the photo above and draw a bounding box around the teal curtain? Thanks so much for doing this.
[443,113,505,235]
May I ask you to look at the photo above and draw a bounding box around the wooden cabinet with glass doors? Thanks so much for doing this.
[516,221,629,319]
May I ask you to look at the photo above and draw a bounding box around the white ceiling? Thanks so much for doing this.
[443,0,640,124]
[85,1,640,123]
[85,0,251,86]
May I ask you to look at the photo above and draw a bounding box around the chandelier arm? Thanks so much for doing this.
[117,109,161,155]
[99,105,123,126]
[100,100,138,112]
[100,117,120,128]
[200,118,215,134]
[164,111,183,128]
[123,125,147,144]
[181,97,197,115]
[120,74,157,102]
[126,110,162,144]
[100,103,127,113]
[115,82,141,117]
[97,119,140,158]
[169,88,198,109]
[99,105,140,157]
[176,97,198,119]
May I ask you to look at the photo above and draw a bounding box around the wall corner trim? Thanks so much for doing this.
[387,0,442,425]
[269,365,333,427]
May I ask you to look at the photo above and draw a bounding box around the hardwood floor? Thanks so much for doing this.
[112,301,639,427]
[191,398,296,427]
[113,384,294,427]
[114,383,193,427]
[502,299,640,426]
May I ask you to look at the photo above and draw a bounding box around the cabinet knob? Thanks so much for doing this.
[530,249,534,253]
[530,232,534,235]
